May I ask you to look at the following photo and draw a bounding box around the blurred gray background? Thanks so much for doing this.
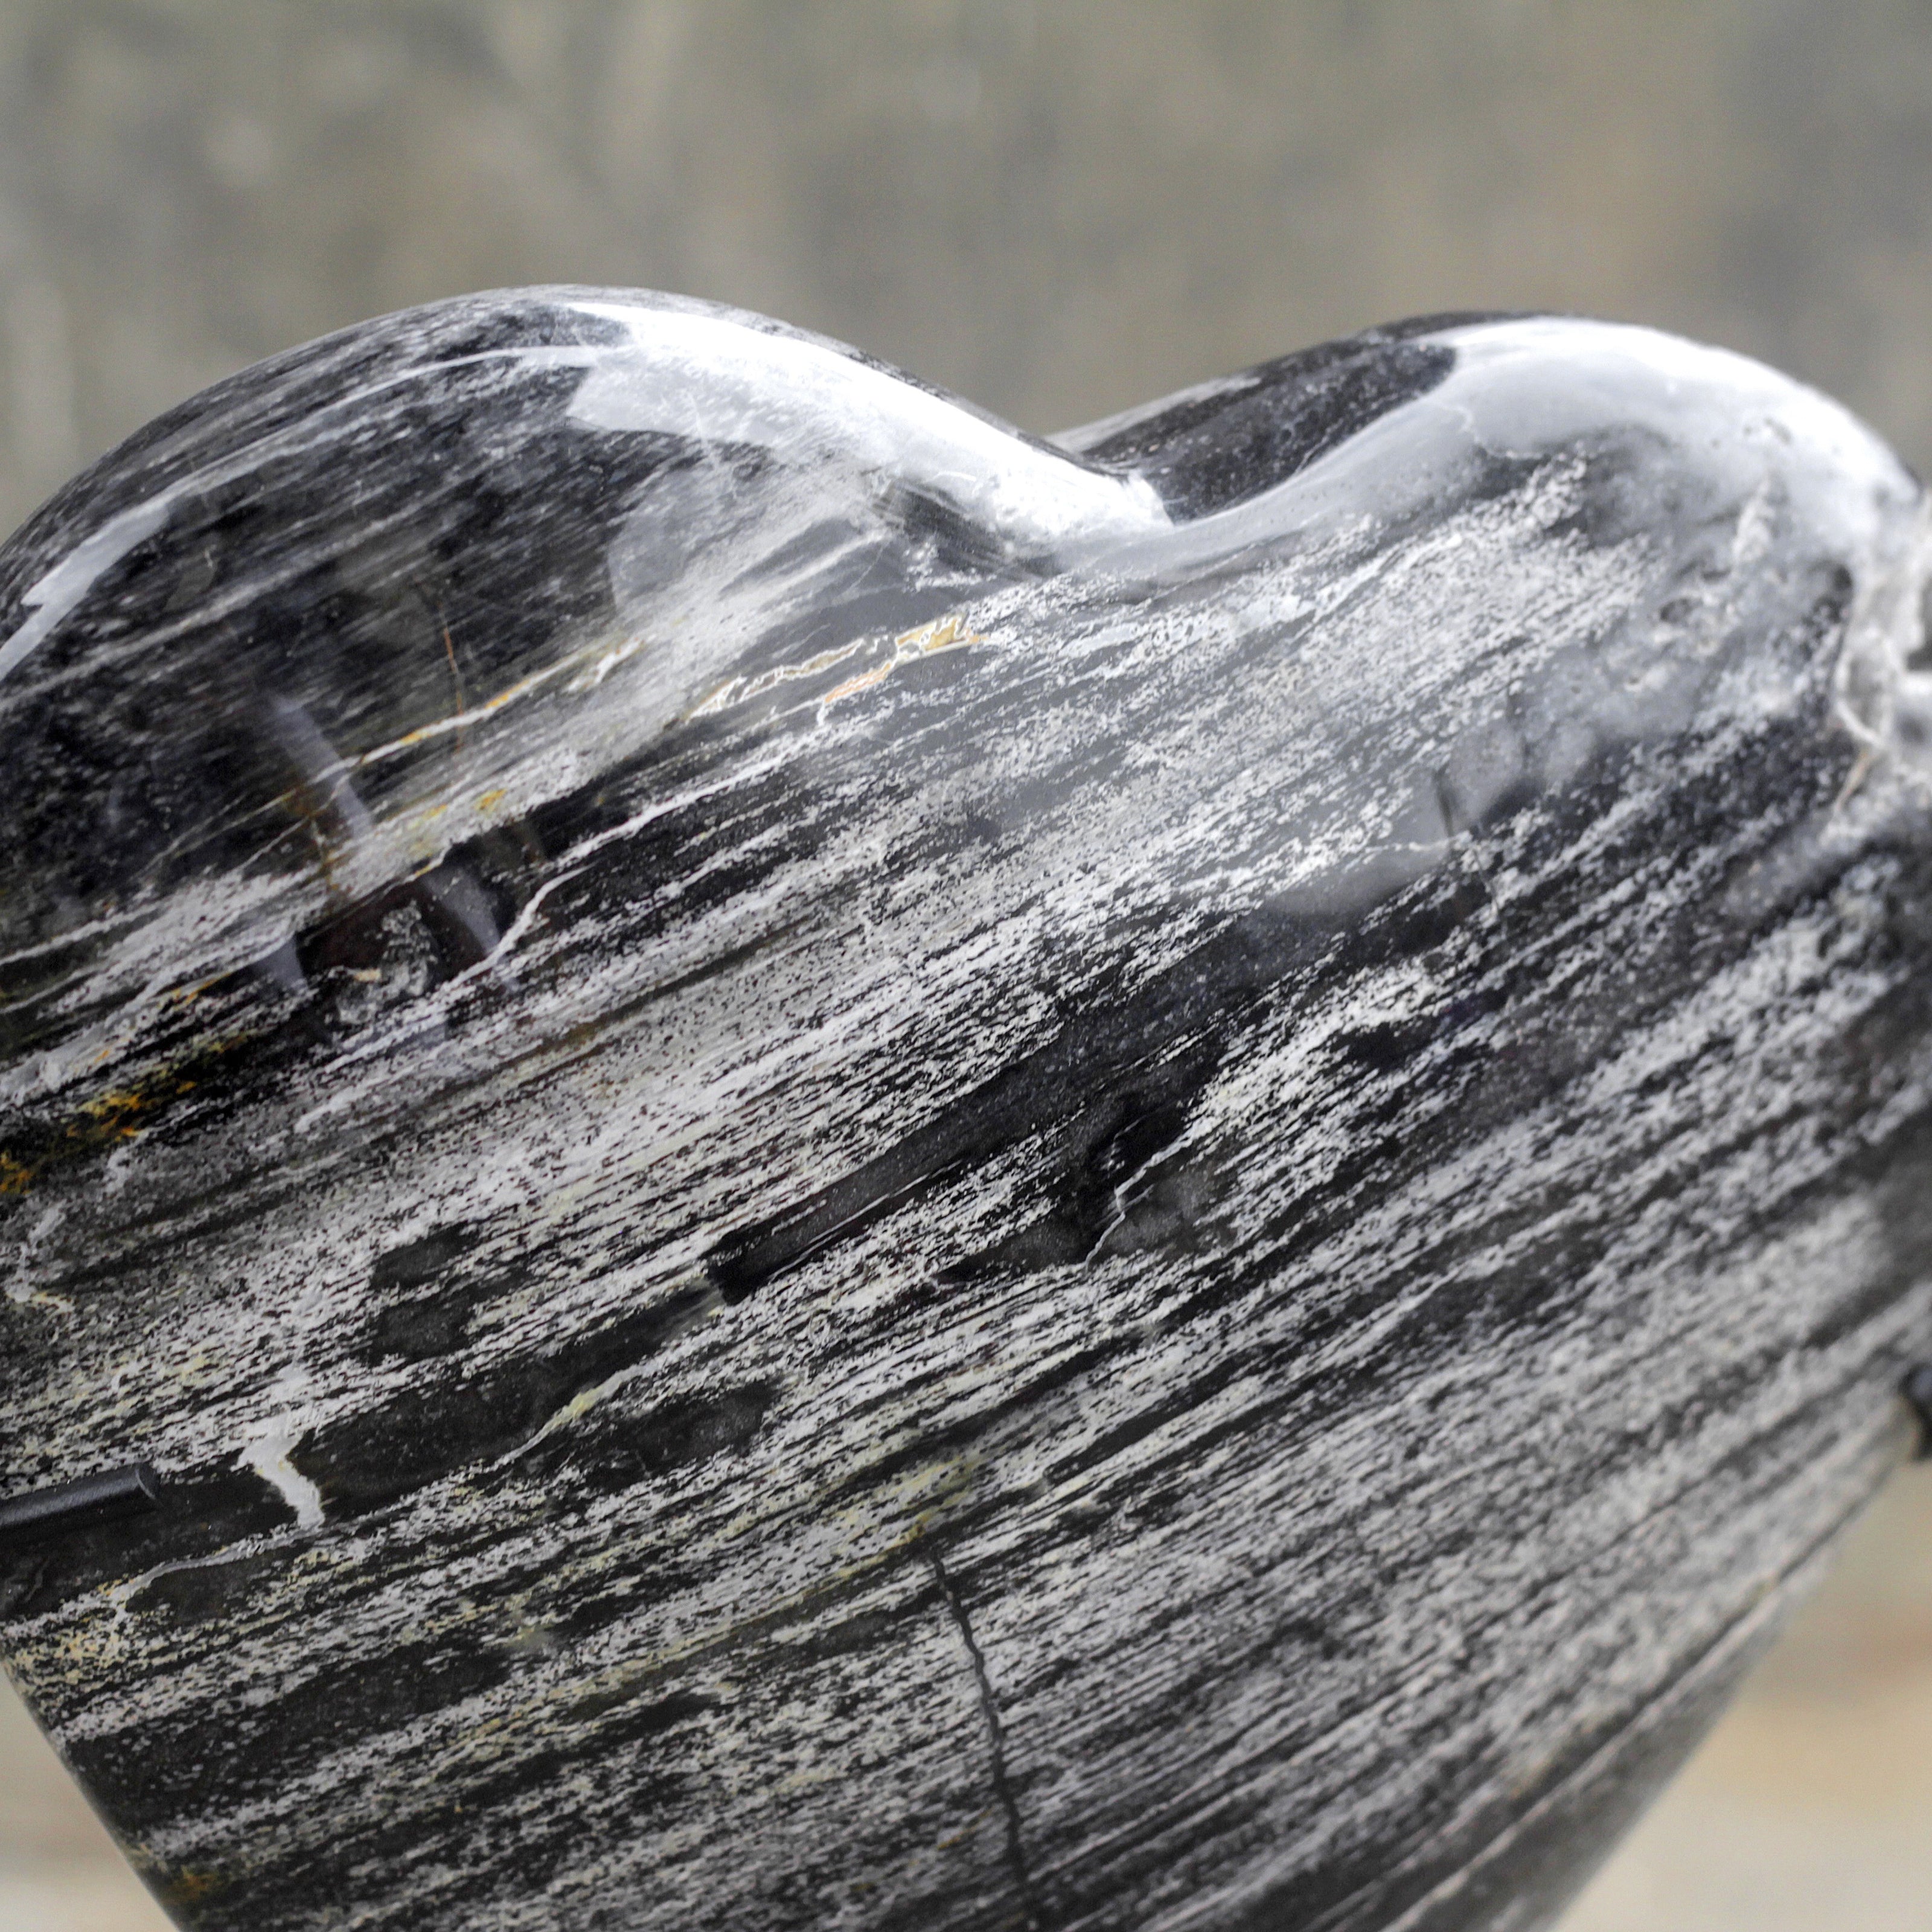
[9,0,1932,532]
[1,3,1930,1930]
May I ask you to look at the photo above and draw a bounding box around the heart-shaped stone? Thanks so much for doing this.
[1,292,1929,1932]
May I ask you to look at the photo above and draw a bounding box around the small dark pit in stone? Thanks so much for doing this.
[364,1288,473,1364]
[1910,581,1932,673]
[1905,1362,1932,1457]
[360,1223,482,1361]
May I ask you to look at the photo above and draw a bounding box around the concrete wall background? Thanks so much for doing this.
[1,5,1930,1930]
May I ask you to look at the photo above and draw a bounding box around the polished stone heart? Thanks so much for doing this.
[2,292,1930,1932]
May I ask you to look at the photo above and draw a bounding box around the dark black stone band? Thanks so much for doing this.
[0,1464,161,1549]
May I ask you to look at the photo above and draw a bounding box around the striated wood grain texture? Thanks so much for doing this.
[1,294,1930,1932]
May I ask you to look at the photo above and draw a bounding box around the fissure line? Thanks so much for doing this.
[926,1547,1044,1932]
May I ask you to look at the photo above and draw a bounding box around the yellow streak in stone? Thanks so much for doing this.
[339,628,655,775]
[820,613,985,710]
[492,1278,724,1467]
[510,1374,624,1459]
[688,633,875,718]
[7,1288,73,1316]
[689,612,988,721]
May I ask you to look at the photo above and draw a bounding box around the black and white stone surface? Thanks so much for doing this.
[1,291,1930,1932]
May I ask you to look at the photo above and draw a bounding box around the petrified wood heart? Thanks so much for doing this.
[2,292,1930,1932]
